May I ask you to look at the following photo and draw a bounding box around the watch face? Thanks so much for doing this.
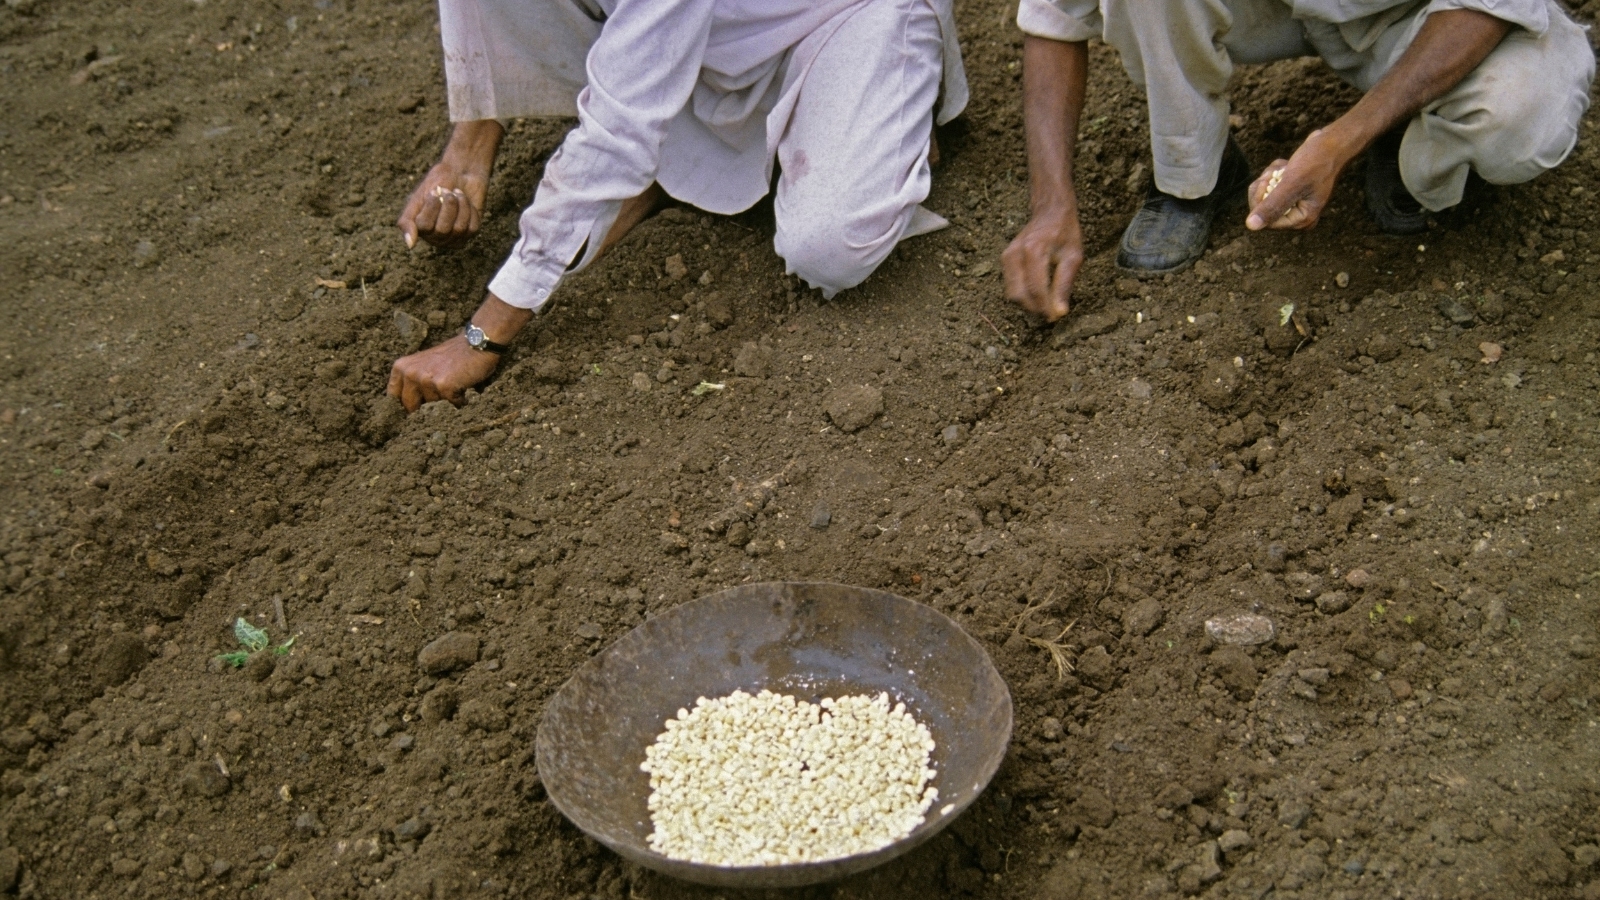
[465,324,486,348]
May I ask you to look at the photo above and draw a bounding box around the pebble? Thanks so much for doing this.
[293,812,325,836]
[179,762,230,798]
[1297,667,1330,685]
[576,622,603,640]
[1127,378,1153,400]
[1204,613,1275,646]
[416,631,480,675]
[1218,829,1254,855]
[809,500,831,529]
[1121,597,1164,637]
[111,858,141,878]
[1315,590,1352,614]
[392,309,429,350]
[1335,271,1350,288]
[1344,568,1372,589]
[1437,297,1476,325]
[942,424,965,445]
[1341,858,1366,876]
[1478,341,1503,364]
[393,818,431,842]
[823,385,884,433]
[209,859,231,878]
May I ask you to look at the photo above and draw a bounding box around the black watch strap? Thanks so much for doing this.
[464,323,510,354]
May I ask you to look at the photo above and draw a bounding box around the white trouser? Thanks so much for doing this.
[1101,0,1594,209]
[769,0,946,296]
[438,0,951,298]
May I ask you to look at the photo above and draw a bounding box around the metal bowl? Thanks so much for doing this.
[535,581,1013,889]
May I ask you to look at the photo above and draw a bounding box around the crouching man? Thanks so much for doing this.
[387,0,967,410]
[1002,0,1594,321]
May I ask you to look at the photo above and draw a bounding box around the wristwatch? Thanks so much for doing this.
[463,323,510,354]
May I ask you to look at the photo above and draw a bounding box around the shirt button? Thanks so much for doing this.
[535,288,550,300]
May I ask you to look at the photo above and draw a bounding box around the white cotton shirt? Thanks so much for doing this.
[479,0,967,311]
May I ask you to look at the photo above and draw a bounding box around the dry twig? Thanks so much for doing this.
[1010,595,1078,681]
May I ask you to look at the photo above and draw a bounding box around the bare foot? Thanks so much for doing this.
[397,119,505,250]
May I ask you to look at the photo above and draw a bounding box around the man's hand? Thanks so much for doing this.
[386,336,502,411]
[1246,9,1512,232]
[1007,37,1089,322]
[397,120,504,250]
[1002,206,1084,322]
[386,293,533,412]
[1245,129,1345,231]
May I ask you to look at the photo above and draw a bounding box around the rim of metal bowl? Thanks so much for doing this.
[534,581,1013,889]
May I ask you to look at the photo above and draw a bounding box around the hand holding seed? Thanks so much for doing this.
[1246,129,1345,231]
[397,166,488,249]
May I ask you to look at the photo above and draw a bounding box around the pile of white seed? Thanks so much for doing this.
[640,689,939,866]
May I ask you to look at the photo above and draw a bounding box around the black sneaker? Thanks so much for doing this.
[1117,139,1251,276]
[1364,129,1427,235]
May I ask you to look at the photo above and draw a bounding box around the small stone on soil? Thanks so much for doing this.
[179,762,230,798]
[823,385,884,433]
[1314,590,1352,614]
[416,631,480,676]
[393,817,431,841]
[1204,613,1275,646]
[809,500,831,529]
[1122,597,1164,637]
[1218,829,1253,855]
[293,812,325,836]
[1438,297,1476,325]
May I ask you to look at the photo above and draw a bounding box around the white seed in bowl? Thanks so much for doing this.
[639,689,939,866]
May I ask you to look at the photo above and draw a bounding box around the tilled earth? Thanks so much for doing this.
[1,1,1598,898]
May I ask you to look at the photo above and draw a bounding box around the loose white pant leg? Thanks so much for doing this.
[1101,0,1308,198]
[771,0,945,299]
[1398,9,1595,211]
[439,0,605,122]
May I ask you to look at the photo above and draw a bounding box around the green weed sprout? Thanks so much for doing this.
[217,618,295,668]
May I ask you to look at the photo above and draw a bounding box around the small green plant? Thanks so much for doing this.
[1368,602,1388,623]
[217,618,295,668]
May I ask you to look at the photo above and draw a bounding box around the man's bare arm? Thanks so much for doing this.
[1247,9,1512,230]
[1001,37,1089,322]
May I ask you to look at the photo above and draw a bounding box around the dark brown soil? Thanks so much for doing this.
[2,1,1599,898]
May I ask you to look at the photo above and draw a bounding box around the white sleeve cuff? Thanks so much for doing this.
[487,252,564,311]
[1017,0,1103,42]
